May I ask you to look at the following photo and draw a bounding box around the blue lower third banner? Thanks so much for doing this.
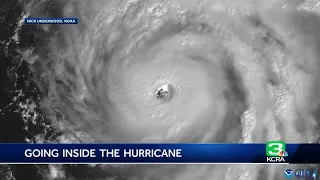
[24,18,78,24]
[0,143,317,164]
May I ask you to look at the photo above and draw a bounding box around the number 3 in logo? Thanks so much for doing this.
[266,141,285,156]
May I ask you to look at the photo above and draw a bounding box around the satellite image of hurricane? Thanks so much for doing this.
[1,0,320,179]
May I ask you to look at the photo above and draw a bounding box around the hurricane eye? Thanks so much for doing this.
[156,84,173,101]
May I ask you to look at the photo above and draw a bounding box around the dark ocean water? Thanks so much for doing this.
[0,1,114,178]
[0,0,50,179]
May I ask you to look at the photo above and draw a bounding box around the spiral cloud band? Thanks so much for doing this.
[18,0,320,179]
